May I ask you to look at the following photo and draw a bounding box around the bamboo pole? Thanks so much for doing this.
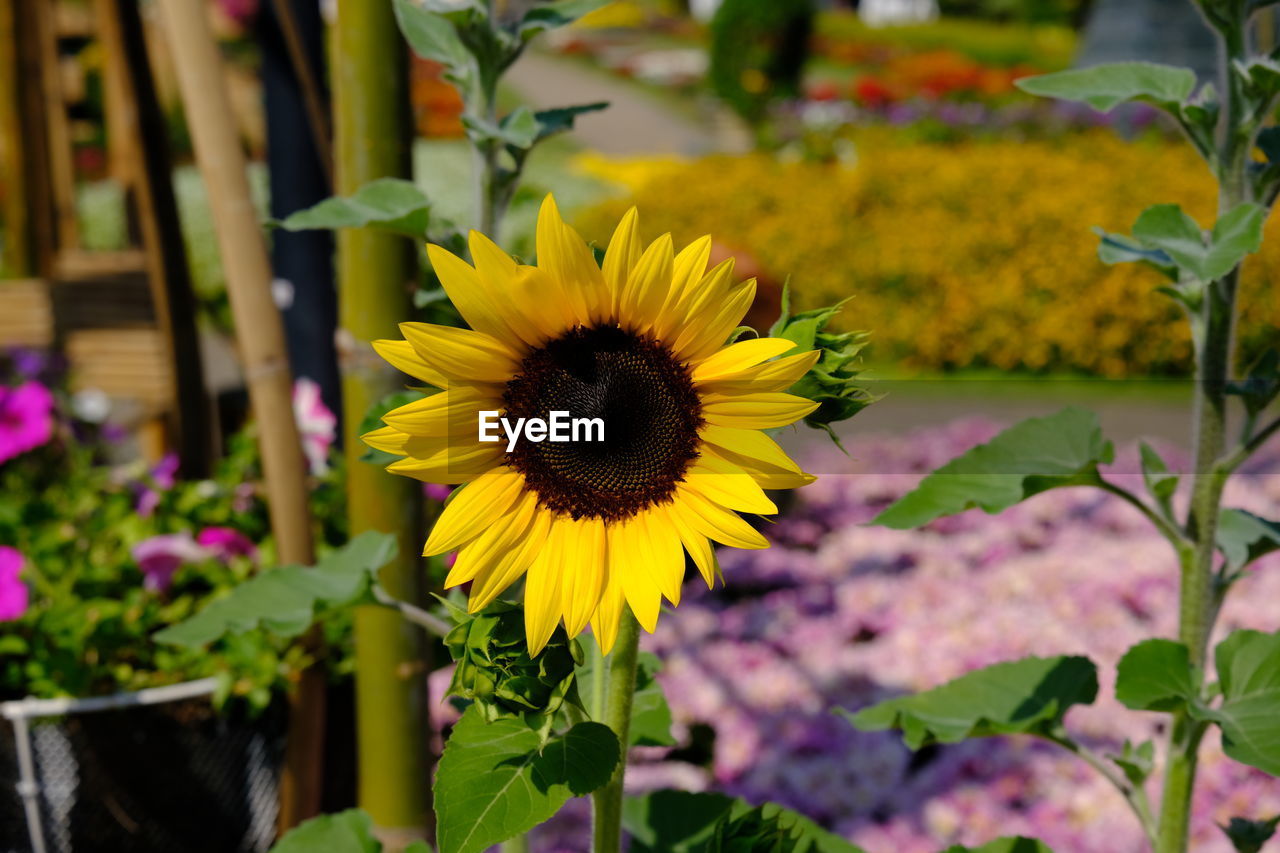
[151,0,323,829]
[0,0,28,277]
[335,0,431,844]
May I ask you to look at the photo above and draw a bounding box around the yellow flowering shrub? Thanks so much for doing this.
[574,133,1280,377]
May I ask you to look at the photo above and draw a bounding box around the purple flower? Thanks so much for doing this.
[131,533,210,592]
[0,546,29,621]
[423,483,453,502]
[0,381,55,465]
[196,526,258,563]
[135,453,181,517]
[293,378,336,476]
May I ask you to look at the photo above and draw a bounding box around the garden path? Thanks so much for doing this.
[507,49,749,156]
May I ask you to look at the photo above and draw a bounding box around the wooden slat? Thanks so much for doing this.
[0,279,54,347]
[66,328,173,406]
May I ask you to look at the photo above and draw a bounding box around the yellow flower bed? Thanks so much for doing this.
[574,133,1280,377]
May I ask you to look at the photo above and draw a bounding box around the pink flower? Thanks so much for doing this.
[423,483,453,502]
[0,546,29,621]
[135,453,181,517]
[196,526,258,563]
[0,382,55,465]
[131,533,210,592]
[293,378,336,476]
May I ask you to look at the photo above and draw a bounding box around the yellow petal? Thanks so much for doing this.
[703,442,818,490]
[425,243,512,342]
[468,507,552,611]
[524,517,571,655]
[657,503,719,588]
[620,233,674,334]
[560,516,607,637]
[536,195,604,325]
[691,338,798,384]
[670,488,769,550]
[611,518,663,632]
[673,280,756,362]
[361,425,411,455]
[674,257,735,330]
[700,424,803,474]
[682,456,778,515]
[387,442,503,485]
[469,231,553,348]
[380,387,494,438]
[590,549,627,654]
[654,236,712,339]
[602,207,642,318]
[701,391,819,429]
[633,510,687,606]
[445,490,539,587]
[400,322,520,384]
[422,467,526,554]
[702,350,820,395]
[371,339,448,388]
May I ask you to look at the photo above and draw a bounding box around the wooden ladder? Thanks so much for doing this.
[0,0,211,476]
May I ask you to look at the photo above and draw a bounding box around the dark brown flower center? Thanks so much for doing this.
[502,325,703,521]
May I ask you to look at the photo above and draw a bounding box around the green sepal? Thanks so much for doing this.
[1220,815,1280,853]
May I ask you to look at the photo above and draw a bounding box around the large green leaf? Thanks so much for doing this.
[1193,629,1280,775]
[940,839,1056,853]
[1015,62,1197,112]
[154,532,398,647]
[1114,639,1196,711]
[1130,203,1265,283]
[434,706,620,853]
[623,790,864,853]
[271,809,430,853]
[1217,509,1280,572]
[873,409,1113,529]
[276,178,431,239]
[843,656,1098,749]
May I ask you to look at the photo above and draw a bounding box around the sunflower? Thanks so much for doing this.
[363,196,820,654]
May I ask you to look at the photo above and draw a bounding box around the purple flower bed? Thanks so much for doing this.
[450,418,1280,852]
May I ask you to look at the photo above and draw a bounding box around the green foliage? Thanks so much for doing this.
[443,600,584,727]
[0,368,348,705]
[1139,442,1179,516]
[1228,349,1280,417]
[873,408,1114,529]
[275,178,432,240]
[154,532,397,648]
[1130,203,1265,284]
[709,0,815,130]
[576,642,675,746]
[434,705,619,853]
[1196,629,1280,776]
[623,790,864,853]
[939,839,1056,853]
[843,655,1098,749]
[1115,639,1196,712]
[768,285,873,448]
[1219,815,1280,853]
[1015,62,1198,113]
[269,808,431,853]
[1215,509,1280,574]
[1111,739,1157,788]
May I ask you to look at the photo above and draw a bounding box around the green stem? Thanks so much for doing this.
[591,612,641,853]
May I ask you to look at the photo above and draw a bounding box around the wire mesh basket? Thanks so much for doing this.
[1,680,285,853]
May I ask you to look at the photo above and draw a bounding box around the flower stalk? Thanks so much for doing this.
[592,611,642,853]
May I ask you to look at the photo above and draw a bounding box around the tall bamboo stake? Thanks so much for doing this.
[335,0,431,844]
[151,0,323,829]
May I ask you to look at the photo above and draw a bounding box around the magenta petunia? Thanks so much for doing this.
[0,546,29,621]
[131,533,211,592]
[0,381,55,465]
[196,526,259,563]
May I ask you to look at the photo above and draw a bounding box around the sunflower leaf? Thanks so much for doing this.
[434,706,620,853]
[154,532,398,647]
[1189,629,1280,775]
[842,655,1098,749]
[1015,62,1197,112]
[270,809,429,853]
[273,178,431,240]
[873,408,1114,529]
[1115,639,1196,711]
[623,790,865,853]
[1216,509,1280,573]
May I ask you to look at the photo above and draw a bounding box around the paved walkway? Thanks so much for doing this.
[506,49,749,156]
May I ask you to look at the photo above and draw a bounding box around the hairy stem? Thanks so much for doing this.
[591,613,641,853]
